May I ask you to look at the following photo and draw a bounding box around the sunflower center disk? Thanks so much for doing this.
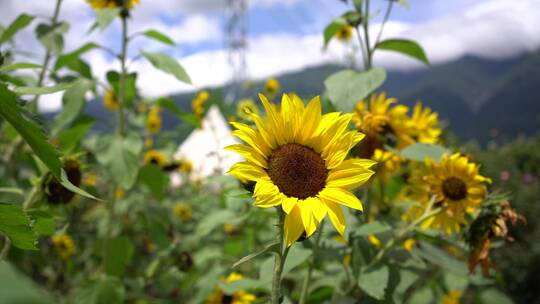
[442,177,468,201]
[267,143,328,199]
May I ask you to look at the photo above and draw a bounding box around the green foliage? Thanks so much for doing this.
[75,276,125,304]
[375,38,430,65]
[138,164,169,201]
[141,51,192,84]
[323,17,347,48]
[142,29,175,46]
[35,22,69,55]
[0,261,53,303]
[0,203,37,250]
[13,81,75,95]
[0,62,42,72]
[0,14,35,45]
[400,143,450,162]
[357,265,389,300]
[90,8,120,32]
[324,68,386,112]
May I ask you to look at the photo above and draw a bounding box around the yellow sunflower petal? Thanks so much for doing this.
[300,202,317,237]
[225,144,268,168]
[320,188,363,211]
[325,201,346,235]
[282,197,298,214]
[228,162,266,182]
[284,206,304,246]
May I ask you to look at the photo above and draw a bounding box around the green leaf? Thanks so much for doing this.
[54,42,100,71]
[282,246,312,276]
[232,242,279,268]
[220,278,261,295]
[103,236,134,277]
[75,276,125,304]
[142,29,175,46]
[57,116,95,153]
[375,39,429,65]
[323,17,347,48]
[106,71,137,106]
[0,14,35,45]
[399,143,450,162]
[27,210,55,237]
[91,8,119,33]
[415,241,467,276]
[0,261,53,304]
[95,134,142,190]
[13,81,75,95]
[59,170,99,201]
[357,264,389,300]
[52,79,93,134]
[141,51,191,84]
[0,62,42,73]
[35,22,69,55]
[479,288,513,304]
[195,210,238,238]
[156,97,200,128]
[352,0,363,11]
[356,221,391,235]
[0,203,37,250]
[324,68,387,112]
[137,165,169,201]
[0,83,62,178]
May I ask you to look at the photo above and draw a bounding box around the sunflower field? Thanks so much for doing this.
[0,0,535,303]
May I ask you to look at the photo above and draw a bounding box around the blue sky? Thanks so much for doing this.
[1,0,539,111]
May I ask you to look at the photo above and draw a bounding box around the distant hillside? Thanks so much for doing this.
[71,50,540,145]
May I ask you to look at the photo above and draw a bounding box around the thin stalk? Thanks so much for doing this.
[299,223,325,304]
[0,237,11,260]
[117,13,129,136]
[30,0,63,112]
[374,0,394,47]
[22,185,40,210]
[354,26,369,71]
[362,0,372,69]
[271,210,289,304]
[367,200,440,268]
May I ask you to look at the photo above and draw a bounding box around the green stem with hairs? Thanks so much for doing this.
[117,11,129,136]
[271,209,290,304]
[299,223,325,304]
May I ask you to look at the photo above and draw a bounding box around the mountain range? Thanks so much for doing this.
[70,50,540,145]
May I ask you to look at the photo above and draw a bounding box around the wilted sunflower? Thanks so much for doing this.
[144,150,167,167]
[335,25,353,42]
[87,0,140,10]
[236,98,259,121]
[173,203,192,220]
[206,272,256,304]
[405,153,490,234]
[45,159,82,205]
[264,78,280,97]
[103,89,119,111]
[51,234,75,260]
[146,107,161,134]
[407,102,441,143]
[227,94,376,246]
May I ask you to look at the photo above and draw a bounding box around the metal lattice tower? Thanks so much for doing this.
[225,0,248,103]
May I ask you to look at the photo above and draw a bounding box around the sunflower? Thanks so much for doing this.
[264,79,280,97]
[87,0,140,10]
[402,238,416,252]
[372,148,403,181]
[227,94,376,246]
[144,150,167,167]
[103,89,119,111]
[335,25,353,42]
[404,153,490,234]
[51,234,75,260]
[206,272,256,304]
[236,98,260,121]
[146,107,161,134]
[179,159,193,174]
[173,203,192,220]
[192,90,210,123]
[407,102,441,143]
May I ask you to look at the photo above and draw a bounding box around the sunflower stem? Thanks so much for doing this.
[299,223,325,304]
[117,9,129,137]
[271,209,289,304]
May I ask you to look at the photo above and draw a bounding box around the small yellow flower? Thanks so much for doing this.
[407,102,441,143]
[144,137,153,148]
[367,234,381,248]
[51,234,75,260]
[343,254,351,266]
[442,290,462,304]
[335,25,353,42]
[83,173,97,186]
[143,150,167,167]
[206,272,256,304]
[179,159,193,174]
[264,78,280,96]
[146,108,162,134]
[402,238,416,252]
[372,148,403,180]
[115,188,125,199]
[87,0,140,10]
[192,90,210,124]
[103,89,119,111]
[174,203,192,220]
[236,98,259,121]
[223,223,236,235]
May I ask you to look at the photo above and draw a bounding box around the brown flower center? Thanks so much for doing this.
[267,143,328,199]
[442,177,468,201]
